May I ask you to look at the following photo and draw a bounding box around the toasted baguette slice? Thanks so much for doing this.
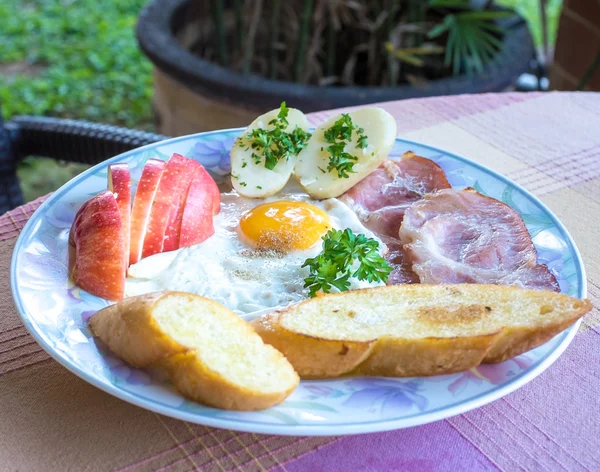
[90,292,299,410]
[251,285,591,379]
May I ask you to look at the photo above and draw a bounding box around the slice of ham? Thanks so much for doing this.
[342,152,451,284]
[399,188,560,291]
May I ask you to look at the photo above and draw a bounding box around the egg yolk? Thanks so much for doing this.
[239,201,332,251]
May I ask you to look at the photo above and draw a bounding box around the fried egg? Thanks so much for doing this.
[126,184,386,316]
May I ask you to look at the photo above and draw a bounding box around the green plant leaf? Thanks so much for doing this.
[428,0,470,8]
[477,28,504,49]
[479,22,505,33]
[452,28,463,75]
[474,32,499,62]
[463,26,484,72]
[390,46,446,55]
[434,9,507,75]
[386,48,425,67]
[386,44,445,67]
[427,21,450,39]
[457,11,515,20]
[444,24,457,67]
[0,0,153,129]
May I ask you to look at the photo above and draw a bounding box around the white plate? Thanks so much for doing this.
[10,129,586,436]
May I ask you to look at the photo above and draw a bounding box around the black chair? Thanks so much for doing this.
[0,110,168,214]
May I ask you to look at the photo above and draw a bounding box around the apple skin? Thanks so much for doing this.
[69,199,89,247]
[129,158,165,265]
[179,164,216,248]
[71,190,126,301]
[198,164,221,215]
[162,157,200,252]
[108,163,131,268]
[142,154,190,259]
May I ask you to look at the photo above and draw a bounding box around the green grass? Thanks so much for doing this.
[0,0,153,127]
[1,0,562,203]
[0,0,153,202]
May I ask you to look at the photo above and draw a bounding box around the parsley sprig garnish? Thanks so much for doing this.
[246,102,311,170]
[322,114,369,178]
[302,228,391,298]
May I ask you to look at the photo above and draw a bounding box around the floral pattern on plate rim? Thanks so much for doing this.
[10,130,585,434]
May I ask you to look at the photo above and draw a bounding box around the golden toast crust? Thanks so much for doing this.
[90,292,299,411]
[251,285,592,379]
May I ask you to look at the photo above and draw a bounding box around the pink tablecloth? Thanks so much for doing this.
[1,92,599,471]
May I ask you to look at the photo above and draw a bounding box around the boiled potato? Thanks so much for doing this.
[294,108,397,199]
[230,107,310,198]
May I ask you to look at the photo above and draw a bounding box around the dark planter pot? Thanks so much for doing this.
[137,0,535,135]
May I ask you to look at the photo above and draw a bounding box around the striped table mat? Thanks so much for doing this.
[1,92,599,471]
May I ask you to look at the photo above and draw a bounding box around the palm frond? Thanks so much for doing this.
[427,9,506,75]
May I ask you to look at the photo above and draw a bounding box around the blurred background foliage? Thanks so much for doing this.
[501,0,562,48]
[193,0,562,85]
[0,0,153,127]
[0,0,152,202]
[0,0,561,202]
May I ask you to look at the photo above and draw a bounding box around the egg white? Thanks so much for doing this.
[126,183,386,316]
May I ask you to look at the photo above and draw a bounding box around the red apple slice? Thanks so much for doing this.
[179,165,215,248]
[108,163,131,268]
[199,164,221,215]
[129,158,165,265]
[71,190,126,301]
[142,154,190,259]
[69,200,89,247]
[162,158,200,252]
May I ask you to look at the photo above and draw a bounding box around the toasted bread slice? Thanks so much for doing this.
[90,292,299,410]
[251,285,591,379]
